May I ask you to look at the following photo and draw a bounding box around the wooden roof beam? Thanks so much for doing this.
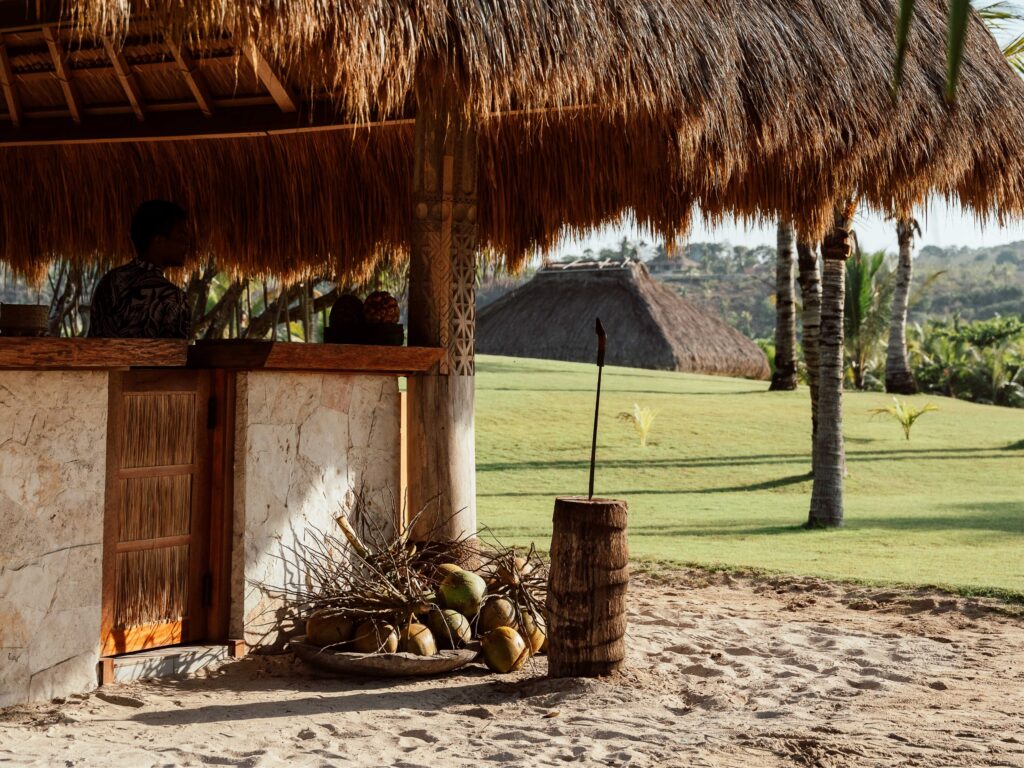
[101,36,146,121]
[42,25,81,124]
[243,45,297,114]
[166,39,214,117]
[0,34,21,128]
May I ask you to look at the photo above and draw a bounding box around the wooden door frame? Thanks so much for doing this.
[100,368,235,657]
[205,369,235,640]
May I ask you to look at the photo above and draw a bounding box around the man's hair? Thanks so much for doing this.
[130,200,187,255]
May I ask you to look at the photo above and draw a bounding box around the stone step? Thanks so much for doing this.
[99,641,245,685]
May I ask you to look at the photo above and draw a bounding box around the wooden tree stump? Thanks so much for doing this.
[547,496,629,677]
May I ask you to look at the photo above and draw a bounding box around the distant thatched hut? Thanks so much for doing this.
[477,261,770,379]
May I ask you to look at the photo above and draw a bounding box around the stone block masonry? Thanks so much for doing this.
[0,372,109,707]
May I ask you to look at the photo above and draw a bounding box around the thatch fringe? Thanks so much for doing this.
[0,0,1020,276]
[477,261,771,379]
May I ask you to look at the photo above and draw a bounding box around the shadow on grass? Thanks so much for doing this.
[629,502,1024,538]
[479,447,1012,474]
[479,474,812,499]
[1007,439,1024,450]
[481,387,766,396]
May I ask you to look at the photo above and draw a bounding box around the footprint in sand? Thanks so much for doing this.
[847,678,885,691]
[399,729,439,743]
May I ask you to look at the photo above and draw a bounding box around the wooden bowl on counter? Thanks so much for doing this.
[0,304,49,337]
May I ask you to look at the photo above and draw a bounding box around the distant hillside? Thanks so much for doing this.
[913,242,1024,321]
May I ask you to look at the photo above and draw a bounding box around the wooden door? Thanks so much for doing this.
[101,370,212,657]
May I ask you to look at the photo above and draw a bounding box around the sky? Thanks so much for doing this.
[554,203,1024,259]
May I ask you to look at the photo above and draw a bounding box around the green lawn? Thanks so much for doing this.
[474,354,1024,598]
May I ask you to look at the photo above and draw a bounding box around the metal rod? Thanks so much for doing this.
[588,318,607,499]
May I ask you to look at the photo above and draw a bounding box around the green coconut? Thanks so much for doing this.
[426,608,472,649]
[306,610,356,647]
[480,626,531,674]
[479,596,517,633]
[352,620,399,654]
[520,613,547,654]
[439,570,487,617]
[436,563,463,579]
[399,622,437,656]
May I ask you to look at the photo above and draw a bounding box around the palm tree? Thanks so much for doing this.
[796,241,822,464]
[845,249,893,390]
[808,202,857,529]
[886,218,921,393]
[770,219,799,391]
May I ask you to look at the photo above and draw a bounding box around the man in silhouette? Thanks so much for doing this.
[89,200,192,339]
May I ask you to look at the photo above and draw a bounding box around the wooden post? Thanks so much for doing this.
[547,496,629,677]
[407,102,478,541]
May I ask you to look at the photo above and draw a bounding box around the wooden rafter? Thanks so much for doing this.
[0,105,412,147]
[166,39,214,117]
[42,25,81,124]
[101,36,145,121]
[0,34,21,127]
[243,45,297,114]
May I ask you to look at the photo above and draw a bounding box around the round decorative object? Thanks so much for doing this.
[289,636,477,677]
[0,304,49,337]
[363,291,400,325]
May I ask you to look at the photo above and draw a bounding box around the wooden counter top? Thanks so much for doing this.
[0,338,188,369]
[187,341,444,374]
[0,338,443,375]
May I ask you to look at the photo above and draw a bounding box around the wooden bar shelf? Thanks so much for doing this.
[187,341,444,375]
[0,338,444,375]
[0,338,188,369]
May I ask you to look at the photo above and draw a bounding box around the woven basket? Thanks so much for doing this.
[0,304,49,336]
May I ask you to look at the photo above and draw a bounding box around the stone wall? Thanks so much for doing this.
[0,372,108,706]
[231,372,400,648]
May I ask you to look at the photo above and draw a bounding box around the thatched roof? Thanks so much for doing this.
[476,260,771,379]
[0,0,1023,278]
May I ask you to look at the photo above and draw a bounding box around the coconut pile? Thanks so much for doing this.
[280,514,548,675]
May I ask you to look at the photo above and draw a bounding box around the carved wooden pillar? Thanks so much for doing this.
[407,104,478,541]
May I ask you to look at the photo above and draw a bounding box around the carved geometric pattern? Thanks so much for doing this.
[411,108,478,376]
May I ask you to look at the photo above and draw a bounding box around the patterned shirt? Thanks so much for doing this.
[88,259,191,339]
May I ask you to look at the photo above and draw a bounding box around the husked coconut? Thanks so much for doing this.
[439,570,487,617]
[352,620,399,654]
[481,626,530,673]
[520,613,547,654]
[426,608,472,649]
[306,610,356,647]
[399,622,437,656]
[479,596,516,633]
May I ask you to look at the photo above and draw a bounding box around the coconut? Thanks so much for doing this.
[306,610,356,647]
[520,613,547,654]
[480,626,531,673]
[479,596,517,633]
[436,563,463,579]
[439,570,487,617]
[426,608,472,649]
[399,622,437,656]
[352,620,399,654]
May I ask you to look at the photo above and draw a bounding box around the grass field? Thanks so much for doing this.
[474,354,1024,598]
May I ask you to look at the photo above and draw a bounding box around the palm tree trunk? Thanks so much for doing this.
[808,204,856,528]
[796,241,821,469]
[770,220,799,390]
[886,218,919,394]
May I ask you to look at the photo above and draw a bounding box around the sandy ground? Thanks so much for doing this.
[2,569,1023,768]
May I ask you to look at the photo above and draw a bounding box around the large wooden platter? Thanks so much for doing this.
[289,636,477,677]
